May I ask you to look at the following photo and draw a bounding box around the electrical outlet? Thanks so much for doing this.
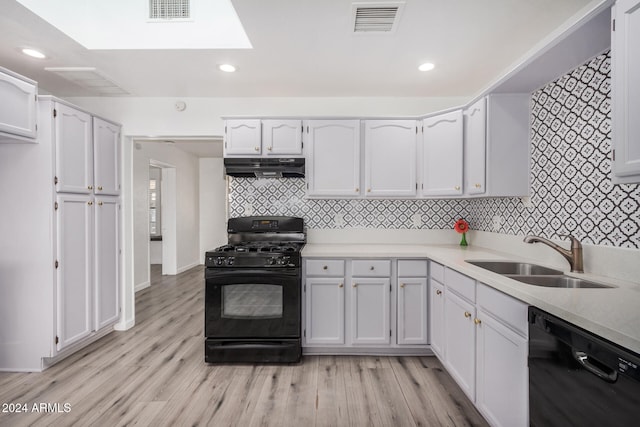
[411,213,422,228]
[521,196,532,208]
[492,215,503,232]
[334,213,345,227]
[243,202,254,215]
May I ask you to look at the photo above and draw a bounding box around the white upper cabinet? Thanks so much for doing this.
[464,98,487,195]
[306,120,361,198]
[93,117,121,195]
[55,103,94,194]
[224,119,303,157]
[612,0,640,184]
[224,119,262,155]
[364,120,418,197]
[0,67,37,142]
[464,95,530,197]
[420,110,463,197]
[262,119,303,155]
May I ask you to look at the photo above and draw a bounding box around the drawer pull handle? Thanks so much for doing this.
[474,318,482,325]
[370,266,375,270]
[464,311,472,318]
[436,290,442,295]
[323,265,328,270]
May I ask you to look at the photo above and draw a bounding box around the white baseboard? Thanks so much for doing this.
[135,280,150,293]
[177,261,200,274]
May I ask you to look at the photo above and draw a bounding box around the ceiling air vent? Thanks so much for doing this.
[352,2,405,33]
[149,0,190,20]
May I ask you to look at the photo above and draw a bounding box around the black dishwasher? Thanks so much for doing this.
[529,307,640,427]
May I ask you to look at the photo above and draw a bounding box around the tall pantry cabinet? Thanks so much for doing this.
[0,95,121,371]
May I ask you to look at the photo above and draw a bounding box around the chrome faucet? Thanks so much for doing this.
[523,234,584,273]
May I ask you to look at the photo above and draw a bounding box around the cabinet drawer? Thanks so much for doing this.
[306,259,344,276]
[477,283,528,337]
[352,259,391,277]
[398,260,428,277]
[445,268,476,302]
[430,261,445,283]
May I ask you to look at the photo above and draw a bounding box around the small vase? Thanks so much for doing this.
[459,232,468,247]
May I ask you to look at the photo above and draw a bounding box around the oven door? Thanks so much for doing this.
[205,267,300,339]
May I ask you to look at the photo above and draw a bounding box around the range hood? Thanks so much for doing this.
[224,157,305,178]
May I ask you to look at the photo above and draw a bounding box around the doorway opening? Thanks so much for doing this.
[148,159,177,279]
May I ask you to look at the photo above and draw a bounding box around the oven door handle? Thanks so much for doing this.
[206,268,299,279]
[572,349,618,383]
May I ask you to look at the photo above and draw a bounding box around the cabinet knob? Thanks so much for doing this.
[400,283,405,288]
[88,185,93,190]
[352,283,358,288]
[370,266,374,270]
[355,188,359,192]
[323,265,328,270]
[474,318,482,325]
[436,289,442,295]
[98,201,103,206]
[97,186,103,191]
[88,201,93,206]
[339,283,344,288]
[254,147,260,151]
[475,183,482,188]
[455,185,461,190]
[367,188,371,192]
[267,146,273,151]
[464,311,472,318]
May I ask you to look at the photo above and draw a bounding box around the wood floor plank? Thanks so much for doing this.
[0,266,488,427]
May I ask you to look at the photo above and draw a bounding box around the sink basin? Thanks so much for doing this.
[466,261,562,276]
[508,275,615,289]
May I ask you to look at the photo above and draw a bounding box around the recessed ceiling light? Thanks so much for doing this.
[219,64,236,73]
[419,62,435,72]
[22,48,46,59]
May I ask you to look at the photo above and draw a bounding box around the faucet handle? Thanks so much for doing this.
[558,234,582,248]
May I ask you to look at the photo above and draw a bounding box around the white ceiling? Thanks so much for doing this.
[0,0,600,98]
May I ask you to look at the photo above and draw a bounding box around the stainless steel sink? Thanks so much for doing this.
[466,261,562,276]
[507,275,615,289]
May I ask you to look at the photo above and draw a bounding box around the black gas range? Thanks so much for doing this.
[204,216,305,363]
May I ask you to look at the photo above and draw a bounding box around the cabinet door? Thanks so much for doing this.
[397,277,428,345]
[351,277,391,345]
[224,119,261,155]
[95,197,120,330]
[612,0,640,183]
[429,280,445,359]
[262,119,303,155]
[93,118,120,195]
[444,291,476,401]
[421,111,463,196]
[476,309,528,427]
[305,277,345,345]
[56,194,93,351]
[306,120,361,197]
[55,103,93,194]
[0,70,37,140]
[364,120,417,197]
[464,98,486,195]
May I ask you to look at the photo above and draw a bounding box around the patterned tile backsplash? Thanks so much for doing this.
[229,51,640,249]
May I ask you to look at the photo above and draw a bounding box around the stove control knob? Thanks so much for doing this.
[216,257,225,266]
[277,256,290,265]
[267,257,277,265]
[226,257,235,266]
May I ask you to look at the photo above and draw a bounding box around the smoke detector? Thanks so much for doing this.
[351,2,405,33]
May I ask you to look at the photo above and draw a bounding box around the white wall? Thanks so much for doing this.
[199,158,227,257]
[133,141,200,289]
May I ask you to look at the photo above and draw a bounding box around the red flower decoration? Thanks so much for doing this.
[454,219,469,234]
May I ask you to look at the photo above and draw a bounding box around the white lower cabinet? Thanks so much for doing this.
[431,263,529,427]
[304,258,427,351]
[444,288,477,401]
[351,277,391,345]
[305,277,345,345]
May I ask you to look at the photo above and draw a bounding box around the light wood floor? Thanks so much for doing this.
[0,265,488,427]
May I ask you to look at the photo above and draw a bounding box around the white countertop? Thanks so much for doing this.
[302,243,640,354]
